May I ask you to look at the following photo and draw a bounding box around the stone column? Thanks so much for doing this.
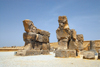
[90,41,95,50]
[98,49,100,59]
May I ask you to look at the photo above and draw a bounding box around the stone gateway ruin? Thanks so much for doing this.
[55,16,86,58]
[55,16,99,59]
[16,19,50,56]
[15,16,99,59]
[55,16,83,57]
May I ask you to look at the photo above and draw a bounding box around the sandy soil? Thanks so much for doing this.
[0,52,100,67]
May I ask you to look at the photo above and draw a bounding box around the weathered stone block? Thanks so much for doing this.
[98,53,100,59]
[41,30,50,37]
[42,43,48,50]
[55,49,68,57]
[70,29,76,40]
[69,39,77,50]
[23,32,36,46]
[77,42,83,50]
[25,50,41,55]
[36,34,43,42]
[36,29,50,37]
[77,34,84,41]
[78,50,84,56]
[16,50,42,56]
[34,42,42,50]
[98,49,100,59]
[47,43,50,50]
[15,50,27,56]
[34,42,50,50]
[23,43,33,51]
[56,29,69,40]
[43,35,49,43]
[23,32,36,41]
[76,34,84,50]
[58,39,68,50]
[67,50,76,57]
[36,34,49,43]
[41,50,49,55]
[55,49,76,58]
[83,51,95,59]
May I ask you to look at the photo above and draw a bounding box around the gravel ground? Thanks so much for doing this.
[0,52,100,67]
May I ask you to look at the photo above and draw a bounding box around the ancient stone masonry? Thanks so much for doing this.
[76,34,84,50]
[83,41,97,59]
[16,19,50,56]
[55,16,84,58]
[98,49,100,59]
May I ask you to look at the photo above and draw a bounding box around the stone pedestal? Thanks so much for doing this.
[26,50,41,55]
[83,51,95,59]
[55,49,76,58]
[15,50,42,56]
[16,50,50,56]
[98,49,100,59]
[15,50,26,56]
[41,50,49,55]
[98,53,100,59]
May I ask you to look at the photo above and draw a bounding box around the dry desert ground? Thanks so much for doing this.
[0,52,100,67]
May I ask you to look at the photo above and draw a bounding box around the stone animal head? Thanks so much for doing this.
[58,16,69,29]
[23,19,37,33]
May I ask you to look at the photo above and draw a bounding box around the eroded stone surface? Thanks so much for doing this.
[83,51,95,59]
[16,19,50,56]
[55,49,76,57]
[98,49,100,59]
[76,34,84,50]
[55,16,84,58]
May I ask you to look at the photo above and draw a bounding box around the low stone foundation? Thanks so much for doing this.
[98,53,100,59]
[41,50,49,55]
[55,50,76,58]
[25,50,41,55]
[15,50,50,56]
[83,51,95,59]
[98,49,100,59]
[15,50,26,56]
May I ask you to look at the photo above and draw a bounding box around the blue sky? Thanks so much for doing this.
[0,0,100,47]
